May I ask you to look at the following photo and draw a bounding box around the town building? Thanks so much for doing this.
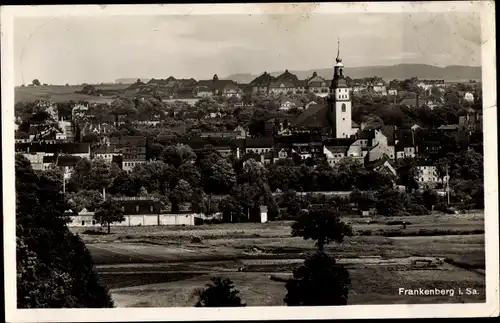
[288,43,357,138]
[372,82,387,95]
[387,88,398,96]
[279,99,302,111]
[416,162,438,184]
[66,197,197,227]
[326,41,353,139]
[15,142,91,159]
[42,154,82,173]
[245,137,274,154]
[306,72,329,93]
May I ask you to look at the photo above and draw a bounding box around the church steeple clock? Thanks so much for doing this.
[327,39,352,139]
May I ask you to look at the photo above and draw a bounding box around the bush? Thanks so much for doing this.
[378,228,484,237]
[434,202,457,214]
[195,277,245,307]
[284,251,350,306]
[190,236,203,244]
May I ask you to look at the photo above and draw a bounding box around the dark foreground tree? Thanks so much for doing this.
[284,251,351,306]
[16,154,113,308]
[291,206,353,251]
[94,200,125,234]
[195,277,246,307]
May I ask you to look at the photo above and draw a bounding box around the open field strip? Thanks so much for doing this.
[75,213,485,306]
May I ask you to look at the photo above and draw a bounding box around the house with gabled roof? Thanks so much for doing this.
[306,71,329,93]
[250,72,274,94]
[42,154,82,173]
[195,86,214,98]
[269,80,297,95]
[245,137,274,154]
[15,131,30,144]
[323,145,349,167]
[279,98,302,111]
[365,155,397,177]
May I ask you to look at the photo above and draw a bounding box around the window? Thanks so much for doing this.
[92,220,96,225]
[81,220,85,226]
[150,206,154,212]
[341,103,346,112]
[342,118,345,121]
[136,205,140,212]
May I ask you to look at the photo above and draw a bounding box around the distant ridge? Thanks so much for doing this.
[223,64,481,83]
[115,78,150,84]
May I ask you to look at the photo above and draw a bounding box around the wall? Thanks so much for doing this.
[260,212,268,223]
[68,213,196,227]
[68,215,97,227]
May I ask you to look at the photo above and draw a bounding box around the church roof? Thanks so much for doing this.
[290,103,331,129]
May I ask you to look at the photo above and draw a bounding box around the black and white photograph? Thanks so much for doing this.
[2,2,498,321]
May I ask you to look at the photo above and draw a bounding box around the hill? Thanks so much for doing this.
[115,78,150,84]
[223,64,481,83]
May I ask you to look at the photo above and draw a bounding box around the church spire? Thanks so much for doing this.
[336,37,342,63]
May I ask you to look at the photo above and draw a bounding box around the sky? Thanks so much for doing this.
[14,11,482,85]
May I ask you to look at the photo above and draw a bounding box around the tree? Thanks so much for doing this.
[349,189,376,211]
[28,110,60,141]
[68,190,104,212]
[94,200,125,234]
[375,188,408,217]
[280,190,303,219]
[396,158,421,193]
[170,179,192,213]
[16,154,113,308]
[67,158,92,192]
[151,143,165,161]
[284,251,350,306]
[218,195,242,222]
[421,188,439,211]
[195,277,245,307]
[108,170,136,197]
[203,157,237,195]
[241,159,268,184]
[291,205,353,252]
[178,162,201,188]
[32,79,41,86]
[162,144,196,168]
[87,157,112,193]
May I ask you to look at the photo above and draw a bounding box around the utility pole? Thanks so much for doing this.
[446,165,450,205]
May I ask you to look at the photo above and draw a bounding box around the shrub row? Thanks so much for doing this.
[357,229,484,237]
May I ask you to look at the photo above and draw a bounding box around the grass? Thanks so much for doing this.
[77,213,485,306]
[15,84,129,103]
[107,266,485,307]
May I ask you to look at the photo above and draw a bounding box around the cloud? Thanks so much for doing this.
[13,12,481,85]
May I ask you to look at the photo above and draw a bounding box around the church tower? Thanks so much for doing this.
[327,40,352,138]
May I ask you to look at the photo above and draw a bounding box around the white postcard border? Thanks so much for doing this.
[2,2,498,322]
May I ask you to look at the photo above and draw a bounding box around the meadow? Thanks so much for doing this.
[72,212,486,307]
[15,84,129,103]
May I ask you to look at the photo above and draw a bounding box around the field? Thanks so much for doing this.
[72,212,486,307]
[15,84,129,103]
